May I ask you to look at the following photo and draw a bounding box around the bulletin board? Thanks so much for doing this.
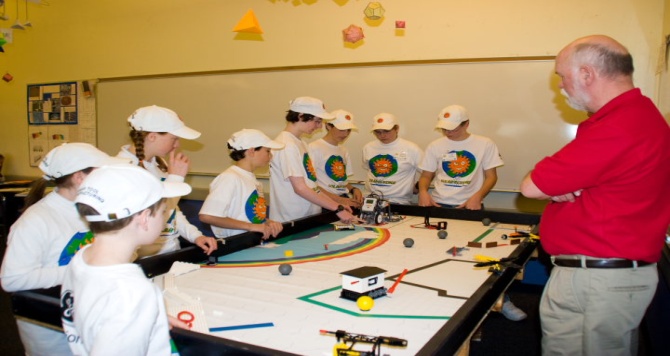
[96,59,586,191]
[27,82,78,125]
[26,80,98,167]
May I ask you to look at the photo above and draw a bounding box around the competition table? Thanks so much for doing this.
[11,205,540,356]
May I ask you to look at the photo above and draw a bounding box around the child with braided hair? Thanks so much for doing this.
[117,105,217,258]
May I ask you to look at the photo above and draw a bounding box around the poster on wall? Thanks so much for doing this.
[27,81,78,125]
[26,80,97,167]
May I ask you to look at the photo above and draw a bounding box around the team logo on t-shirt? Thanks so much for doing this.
[369,154,398,177]
[58,231,95,266]
[161,208,178,236]
[303,153,317,182]
[245,190,268,223]
[325,155,347,182]
[443,150,476,178]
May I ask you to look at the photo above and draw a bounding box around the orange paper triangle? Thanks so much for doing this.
[233,9,263,34]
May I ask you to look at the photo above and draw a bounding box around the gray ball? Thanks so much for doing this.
[278,263,292,275]
[403,238,414,248]
[437,230,448,239]
[482,218,492,226]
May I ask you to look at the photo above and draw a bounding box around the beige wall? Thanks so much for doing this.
[658,0,670,120]
[0,0,667,180]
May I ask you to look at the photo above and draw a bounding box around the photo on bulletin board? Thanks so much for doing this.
[27,81,78,125]
[28,126,48,167]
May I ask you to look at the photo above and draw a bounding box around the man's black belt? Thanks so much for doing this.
[553,258,652,269]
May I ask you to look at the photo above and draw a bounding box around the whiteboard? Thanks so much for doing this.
[96,60,584,191]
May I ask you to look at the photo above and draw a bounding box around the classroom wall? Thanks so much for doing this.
[659,1,670,120]
[1,0,668,210]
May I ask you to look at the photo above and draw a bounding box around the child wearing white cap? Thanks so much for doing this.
[308,109,363,209]
[118,105,217,257]
[61,164,192,356]
[362,113,423,204]
[418,105,504,209]
[0,143,129,356]
[269,97,361,224]
[199,129,285,239]
[417,105,524,321]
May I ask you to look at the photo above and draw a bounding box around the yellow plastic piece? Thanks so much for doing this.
[333,343,348,356]
[474,254,498,262]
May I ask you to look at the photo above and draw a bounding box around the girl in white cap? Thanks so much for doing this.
[200,129,285,239]
[118,105,217,258]
[0,142,129,356]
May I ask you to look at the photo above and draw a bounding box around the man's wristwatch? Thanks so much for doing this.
[335,205,346,212]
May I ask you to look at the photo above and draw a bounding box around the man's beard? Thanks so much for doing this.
[560,87,589,112]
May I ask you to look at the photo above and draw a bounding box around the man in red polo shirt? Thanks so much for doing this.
[521,35,670,355]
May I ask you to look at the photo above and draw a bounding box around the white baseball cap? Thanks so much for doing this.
[127,105,201,139]
[76,164,192,222]
[39,143,131,181]
[289,97,335,119]
[227,129,285,151]
[436,105,469,130]
[371,112,398,131]
[329,109,358,130]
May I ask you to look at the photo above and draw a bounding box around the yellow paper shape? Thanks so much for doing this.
[233,9,264,34]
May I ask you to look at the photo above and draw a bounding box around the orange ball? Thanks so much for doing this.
[356,296,374,311]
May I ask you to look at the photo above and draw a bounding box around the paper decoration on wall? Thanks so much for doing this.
[0,33,6,52]
[342,24,364,43]
[0,28,12,44]
[364,2,385,20]
[81,80,93,98]
[3,73,13,82]
[395,20,405,29]
[233,9,263,34]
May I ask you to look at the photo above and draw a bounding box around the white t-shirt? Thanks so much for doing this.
[118,145,202,257]
[0,190,92,355]
[61,245,172,356]
[200,165,268,238]
[269,131,321,222]
[419,134,503,205]
[308,138,354,196]
[362,138,423,204]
